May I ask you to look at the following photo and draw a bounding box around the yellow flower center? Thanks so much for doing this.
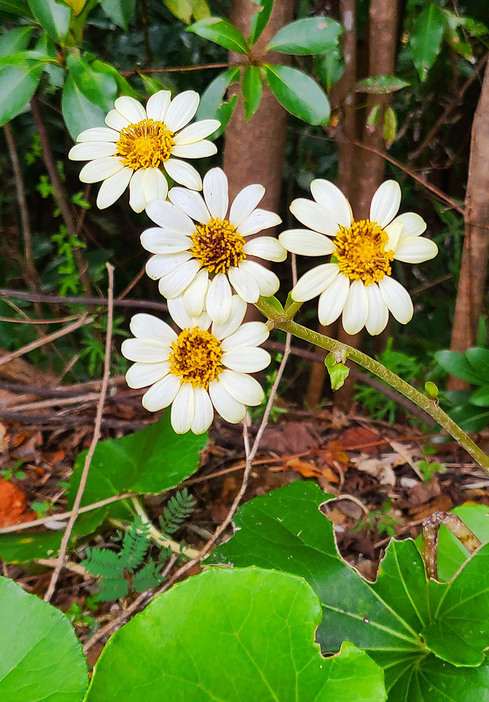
[190,217,246,275]
[168,327,223,390]
[334,219,394,285]
[116,119,175,170]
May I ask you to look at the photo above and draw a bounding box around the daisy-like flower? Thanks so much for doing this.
[68,90,220,212]
[121,296,270,434]
[141,167,286,324]
[279,179,438,335]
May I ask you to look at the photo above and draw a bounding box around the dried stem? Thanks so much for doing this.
[43,263,114,603]
[1,288,167,312]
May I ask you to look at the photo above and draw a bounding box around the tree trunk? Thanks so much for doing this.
[448,63,489,388]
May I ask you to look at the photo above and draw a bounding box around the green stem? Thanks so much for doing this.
[255,298,489,472]
[129,498,199,560]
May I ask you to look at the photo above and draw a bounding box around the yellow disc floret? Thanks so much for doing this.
[334,219,395,285]
[168,327,223,389]
[190,217,246,275]
[116,119,175,170]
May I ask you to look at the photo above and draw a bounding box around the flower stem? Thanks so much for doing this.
[255,299,489,472]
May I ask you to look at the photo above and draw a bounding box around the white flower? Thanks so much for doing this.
[279,179,438,335]
[68,91,220,212]
[121,296,270,434]
[141,167,286,324]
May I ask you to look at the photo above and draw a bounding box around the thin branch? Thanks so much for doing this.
[119,62,232,77]
[0,315,93,368]
[1,288,167,312]
[43,263,115,603]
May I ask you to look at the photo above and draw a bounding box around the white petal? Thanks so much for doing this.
[191,387,214,434]
[238,260,280,297]
[209,381,246,423]
[121,338,169,363]
[289,198,339,236]
[221,322,269,351]
[365,283,389,336]
[167,296,210,331]
[394,237,438,263]
[79,157,124,183]
[310,179,352,227]
[222,347,271,373]
[146,90,171,122]
[279,229,335,256]
[146,199,195,234]
[342,279,368,335]
[318,274,350,325]
[129,168,146,213]
[370,180,401,228]
[129,313,177,345]
[228,265,260,302]
[142,168,168,204]
[141,228,191,255]
[126,361,170,389]
[76,127,119,143]
[142,374,180,412]
[236,209,281,237]
[206,274,233,324]
[173,119,220,145]
[212,296,247,339]
[105,109,129,131]
[203,167,228,220]
[165,90,199,132]
[218,369,264,406]
[145,252,192,280]
[158,259,201,298]
[182,268,209,317]
[171,141,217,159]
[164,159,202,190]
[171,383,195,434]
[392,212,427,240]
[69,141,116,160]
[114,96,147,124]
[229,184,265,227]
[168,187,210,224]
[378,276,413,324]
[292,264,339,302]
[384,220,403,251]
[96,168,132,209]
[243,236,287,262]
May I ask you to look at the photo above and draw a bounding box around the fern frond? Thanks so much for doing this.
[158,488,196,539]
[132,562,165,593]
[97,577,129,602]
[82,548,125,579]
[119,517,151,572]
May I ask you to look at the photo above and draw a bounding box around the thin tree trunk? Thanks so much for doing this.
[449,63,489,388]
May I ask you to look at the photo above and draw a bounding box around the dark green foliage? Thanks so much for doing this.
[119,518,151,572]
[132,562,165,592]
[159,489,196,539]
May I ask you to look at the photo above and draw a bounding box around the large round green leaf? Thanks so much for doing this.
[0,577,88,701]
[86,567,385,701]
[263,64,330,125]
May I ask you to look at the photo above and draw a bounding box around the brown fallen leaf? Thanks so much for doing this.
[285,457,339,483]
[0,478,35,527]
[336,426,381,455]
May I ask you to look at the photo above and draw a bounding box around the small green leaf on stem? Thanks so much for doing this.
[383,106,397,148]
[325,352,349,391]
[425,381,439,399]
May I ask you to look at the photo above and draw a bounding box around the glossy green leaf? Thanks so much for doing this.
[242,64,262,119]
[434,504,489,581]
[164,0,193,24]
[66,54,118,112]
[314,47,344,91]
[466,347,489,383]
[0,26,32,58]
[249,0,273,45]
[355,75,409,94]
[188,17,250,55]
[99,0,136,31]
[0,59,43,127]
[470,385,489,406]
[91,58,139,99]
[68,413,207,510]
[447,402,489,433]
[196,66,240,137]
[268,17,342,55]
[410,3,445,81]
[435,349,484,385]
[0,0,33,17]
[0,510,107,564]
[0,577,88,701]
[62,74,107,140]
[264,64,330,125]
[28,0,71,43]
[86,567,385,701]
[211,482,489,699]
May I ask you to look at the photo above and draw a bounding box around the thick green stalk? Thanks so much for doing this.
[255,298,489,472]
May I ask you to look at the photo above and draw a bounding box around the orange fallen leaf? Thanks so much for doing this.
[0,478,35,527]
